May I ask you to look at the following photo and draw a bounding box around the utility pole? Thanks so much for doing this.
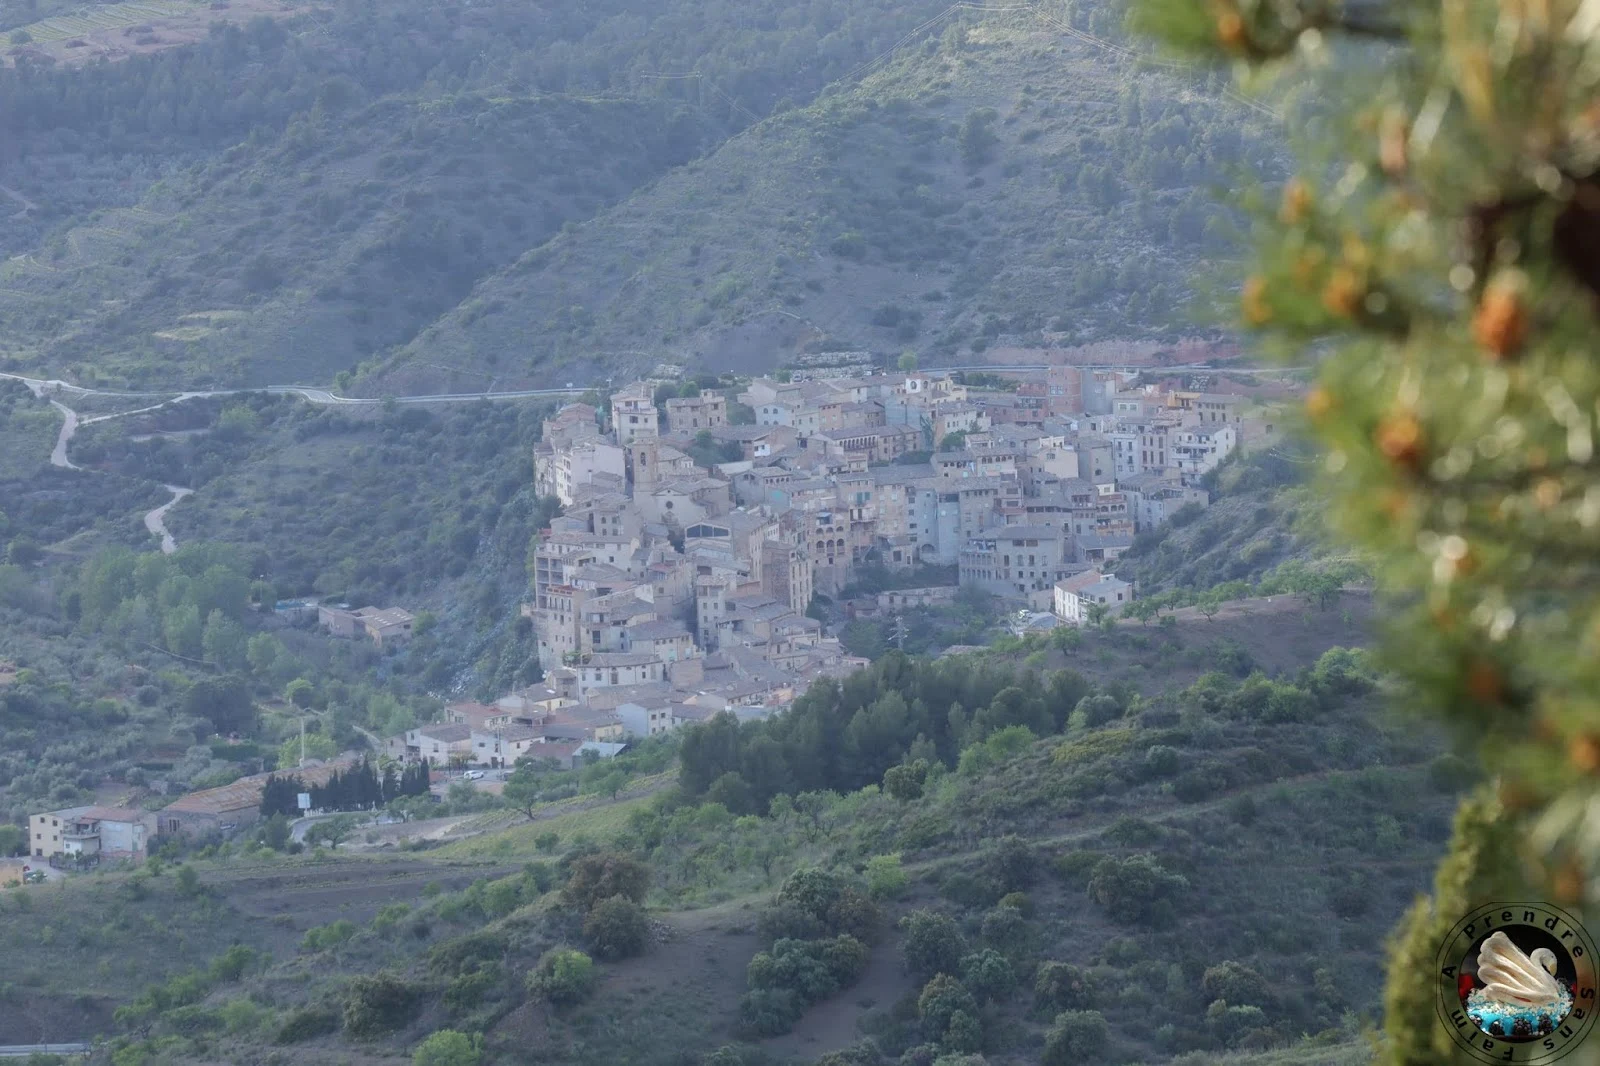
[299,716,306,769]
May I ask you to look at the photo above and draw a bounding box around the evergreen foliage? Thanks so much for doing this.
[1125,0,1600,1061]
[258,757,425,817]
[678,651,1096,809]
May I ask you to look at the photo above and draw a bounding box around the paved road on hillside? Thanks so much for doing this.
[3,373,592,554]
[1,372,593,406]
[0,1043,92,1058]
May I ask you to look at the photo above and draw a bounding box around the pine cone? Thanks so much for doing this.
[1473,273,1530,360]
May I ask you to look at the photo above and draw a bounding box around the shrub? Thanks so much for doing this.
[960,949,1015,1002]
[997,891,1033,917]
[427,931,504,977]
[979,904,1028,955]
[1172,767,1227,803]
[206,945,259,983]
[563,852,650,911]
[342,973,418,1038]
[413,1029,481,1066]
[1102,815,1162,847]
[443,964,500,1014]
[737,987,803,1037]
[917,974,980,1044]
[1144,744,1182,778]
[865,854,909,900]
[758,901,825,943]
[1035,961,1096,1010]
[956,725,1036,776]
[301,919,358,953]
[527,948,596,1006]
[1201,961,1271,1007]
[274,1007,339,1044]
[942,1010,983,1053]
[372,903,411,933]
[1086,854,1188,925]
[883,760,928,801]
[770,867,880,941]
[219,997,265,1035]
[746,934,869,1010]
[899,909,967,980]
[584,895,649,960]
[1053,850,1104,887]
[1070,694,1122,730]
[1044,1010,1109,1064]
[989,835,1036,892]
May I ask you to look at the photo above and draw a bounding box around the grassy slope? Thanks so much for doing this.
[2,93,711,389]
[1116,443,1362,594]
[1,604,1460,1066]
[371,16,1282,393]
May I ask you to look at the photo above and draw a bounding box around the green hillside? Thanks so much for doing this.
[0,624,1465,1066]
[4,95,713,388]
[0,0,966,388]
[369,15,1282,393]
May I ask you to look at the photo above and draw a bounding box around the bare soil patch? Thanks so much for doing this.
[0,990,115,1045]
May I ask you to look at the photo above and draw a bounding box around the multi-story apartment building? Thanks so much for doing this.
[610,382,659,445]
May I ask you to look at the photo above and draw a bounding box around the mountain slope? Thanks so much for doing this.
[4,93,712,387]
[0,0,965,387]
[369,15,1285,394]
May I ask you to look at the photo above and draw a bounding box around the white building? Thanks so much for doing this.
[398,723,473,766]
[576,652,670,694]
[1172,424,1237,479]
[538,439,628,506]
[1053,574,1133,624]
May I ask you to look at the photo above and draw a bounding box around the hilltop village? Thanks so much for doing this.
[493,364,1257,751]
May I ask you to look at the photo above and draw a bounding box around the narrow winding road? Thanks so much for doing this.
[0,184,38,219]
[46,401,79,470]
[143,486,193,554]
[4,372,592,555]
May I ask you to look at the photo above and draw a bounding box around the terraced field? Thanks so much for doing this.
[16,0,190,42]
[2,0,297,67]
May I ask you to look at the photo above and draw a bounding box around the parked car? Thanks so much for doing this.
[461,770,485,781]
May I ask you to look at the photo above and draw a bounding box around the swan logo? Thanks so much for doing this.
[1436,903,1599,1064]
